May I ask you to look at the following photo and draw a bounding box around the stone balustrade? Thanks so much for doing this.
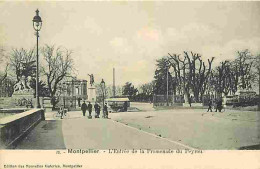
[0,109,45,149]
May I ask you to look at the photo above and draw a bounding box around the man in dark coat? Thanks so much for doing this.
[207,99,213,112]
[81,101,87,116]
[215,99,222,112]
[88,102,93,117]
[123,101,128,112]
[97,104,101,118]
[188,96,192,107]
[103,103,108,118]
[94,102,99,118]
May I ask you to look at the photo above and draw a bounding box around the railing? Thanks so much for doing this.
[0,109,45,149]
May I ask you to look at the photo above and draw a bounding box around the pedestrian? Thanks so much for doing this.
[97,104,101,118]
[81,101,87,116]
[94,102,99,118]
[215,99,222,112]
[207,99,213,112]
[218,99,223,112]
[59,106,64,119]
[88,102,93,118]
[188,96,192,107]
[103,103,108,118]
[123,101,128,112]
[78,98,81,107]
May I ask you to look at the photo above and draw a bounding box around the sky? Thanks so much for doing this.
[0,1,260,86]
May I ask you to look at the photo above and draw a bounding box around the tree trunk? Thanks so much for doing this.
[258,69,260,111]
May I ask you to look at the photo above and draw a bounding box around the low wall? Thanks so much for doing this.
[183,103,203,107]
[153,102,204,108]
[153,102,184,107]
[0,109,45,149]
[0,108,30,114]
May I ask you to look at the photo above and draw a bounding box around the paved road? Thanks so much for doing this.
[16,104,260,150]
[130,102,155,111]
[16,111,188,150]
[110,108,260,150]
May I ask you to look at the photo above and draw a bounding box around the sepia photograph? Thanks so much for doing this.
[0,0,260,168]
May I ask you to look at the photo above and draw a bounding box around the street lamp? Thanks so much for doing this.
[100,79,105,112]
[32,9,42,108]
[62,82,67,108]
[166,64,169,106]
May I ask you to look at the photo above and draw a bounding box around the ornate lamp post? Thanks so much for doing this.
[100,79,105,111]
[166,64,169,106]
[32,9,42,108]
[62,82,67,108]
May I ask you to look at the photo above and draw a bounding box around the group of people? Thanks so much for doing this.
[207,98,223,112]
[81,101,109,119]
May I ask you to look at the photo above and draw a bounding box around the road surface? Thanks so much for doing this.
[16,103,259,150]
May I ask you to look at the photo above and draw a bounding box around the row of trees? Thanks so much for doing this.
[120,49,259,109]
[153,49,259,104]
[114,82,153,102]
[1,45,259,109]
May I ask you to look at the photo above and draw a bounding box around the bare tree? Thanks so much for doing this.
[183,51,214,102]
[115,86,123,96]
[168,53,186,96]
[168,52,214,102]
[213,61,233,96]
[41,45,74,108]
[209,50,254,98]
[0,46,9,82]
[9,48,35,82]
[235,50,254,90]
[252,54,260,110]
[0,64,9,82]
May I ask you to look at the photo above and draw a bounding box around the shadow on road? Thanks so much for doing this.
[15,120,66,149]
[239,144,260,150]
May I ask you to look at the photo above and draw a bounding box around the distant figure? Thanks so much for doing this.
[94,102,100,118]
[123,101,128,112]
[59,106,65,119]
[81,101,87,116]
[188,97,192,107]
[207,99,213,112]
[88,102,93,117]
[97,104,101,118]
[78,98,81,107]
[103,103,108,118]
[215,99,223,112]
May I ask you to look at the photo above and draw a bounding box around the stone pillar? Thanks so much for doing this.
[88,87,96,103]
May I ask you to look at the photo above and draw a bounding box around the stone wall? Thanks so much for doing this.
[0,109,45,149]
[0,108,30,114]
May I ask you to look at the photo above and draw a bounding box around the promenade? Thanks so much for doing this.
[16,103,260,150]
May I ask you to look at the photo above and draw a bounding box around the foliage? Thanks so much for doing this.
[29,78,50,97]
[134,82,154,102]
[122,82,138,100]
[210,50,255,97]
[153,57,174,95]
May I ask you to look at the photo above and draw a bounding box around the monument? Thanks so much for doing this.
[88,74,96,102]
[12,76,35,108]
